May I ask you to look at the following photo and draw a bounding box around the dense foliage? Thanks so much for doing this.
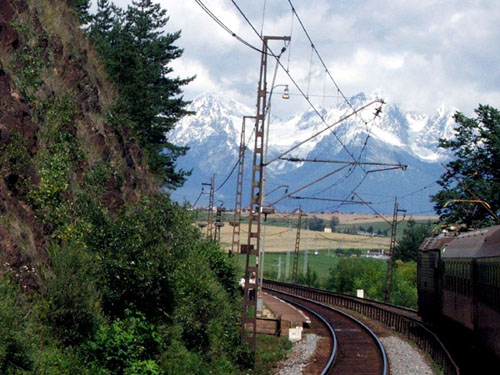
[393,219,433,262]
[0,0,253,373]
[431,105,500,228]
[2,195,245,374]
[324,258,418,308]
[89,0,193,188]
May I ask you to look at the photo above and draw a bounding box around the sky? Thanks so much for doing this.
[94,0,500,118]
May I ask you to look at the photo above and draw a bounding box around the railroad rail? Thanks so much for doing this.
[268,288,387,374]
[263,279,460,375]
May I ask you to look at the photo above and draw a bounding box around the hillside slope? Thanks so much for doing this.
[0,0,156,288]
[0,1,248,374]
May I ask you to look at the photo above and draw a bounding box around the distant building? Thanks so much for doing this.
[324,227,332,233]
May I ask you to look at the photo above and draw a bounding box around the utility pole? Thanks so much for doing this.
[241,35,290,353]
[214,205,224,242]
[202,175,215,240]
[230,116,254,256]
[384,198,406,303]
[292,210,305,283]
[285,220,291,280]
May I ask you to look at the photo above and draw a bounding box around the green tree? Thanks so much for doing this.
[329,215,339,231]
[89,0,193,188]
[308,216,325,231]
[325,258,386,300]
[431,105,500,228]
[393,219,432,262]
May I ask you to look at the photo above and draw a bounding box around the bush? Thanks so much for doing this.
[325,258,386,300]
[44,241,103,346]
[391,261,418,309]
[85,309,161,375]
[0,279,33,374]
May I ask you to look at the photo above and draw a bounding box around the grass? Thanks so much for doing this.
[253,335,292,375]
[236,250,345,284]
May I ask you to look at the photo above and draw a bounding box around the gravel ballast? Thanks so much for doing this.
[276,333,319,375]
[381,336,436,375]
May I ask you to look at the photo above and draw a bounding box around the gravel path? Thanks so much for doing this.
[276,334,319,375]
[381,336,436,375]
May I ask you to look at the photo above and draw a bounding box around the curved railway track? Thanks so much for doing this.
[267,288,387,375]
[264,279,460,375]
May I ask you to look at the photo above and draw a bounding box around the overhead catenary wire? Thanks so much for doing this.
[226,2,383,204]
[283,0,382,175]
[192,187,205,207]
[193,0,269,54]
[198,0,392,207]
[229,0,370,164]
[215,124,256,192]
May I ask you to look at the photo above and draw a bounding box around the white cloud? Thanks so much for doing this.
[92,0,500,117]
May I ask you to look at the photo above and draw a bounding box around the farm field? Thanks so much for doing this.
[216,221,391,252]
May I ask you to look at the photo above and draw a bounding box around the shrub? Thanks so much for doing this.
[43,241,103,345]
[325,258,386,300]
[85,309,161,375]
[0,279,33,374]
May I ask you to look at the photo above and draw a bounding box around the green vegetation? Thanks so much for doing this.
[254,335,292,375]
[0,0,257,373]
[2,194,247,374]
[88,0,193,188]
[394,219,433,262]
[431,105,500,228]
[251,250,418,309]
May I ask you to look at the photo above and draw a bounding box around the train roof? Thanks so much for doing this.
[419,231,457,252]
[442,225,500,259]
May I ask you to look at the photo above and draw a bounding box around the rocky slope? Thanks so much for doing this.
[0,0,153,288]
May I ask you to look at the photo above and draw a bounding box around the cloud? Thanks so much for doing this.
[93,0,500,117]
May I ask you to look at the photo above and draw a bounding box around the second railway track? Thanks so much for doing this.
[266,288,387,375]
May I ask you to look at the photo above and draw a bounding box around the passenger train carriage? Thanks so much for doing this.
[418,225,500,358]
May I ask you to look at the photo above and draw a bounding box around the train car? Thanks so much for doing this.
[417,231,456,319]
[419,225,500,358]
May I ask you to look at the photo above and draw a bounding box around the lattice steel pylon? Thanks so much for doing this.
[384,198,405,302]
[241,36,290,353]
[214,206,223,242]
[292,210,304,283]
[230,116,254,257]
[203,175,215,240]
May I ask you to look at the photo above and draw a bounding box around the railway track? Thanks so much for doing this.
[266,288,387,375]
[264,279,460,375]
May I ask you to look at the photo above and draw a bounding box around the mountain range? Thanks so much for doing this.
[169,92,457,215]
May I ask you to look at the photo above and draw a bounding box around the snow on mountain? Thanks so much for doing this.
[169,92,456,213]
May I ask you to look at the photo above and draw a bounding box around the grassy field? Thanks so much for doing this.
[236,250,343,283]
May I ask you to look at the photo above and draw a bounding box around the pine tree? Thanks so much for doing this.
[431,105,500,228]
[89,0,194,188]
[88,0,114,38]
[393,220,432,262]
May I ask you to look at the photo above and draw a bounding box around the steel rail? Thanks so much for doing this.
[264,279,460,375]
[269,287,387,375]
[275,294,337,375]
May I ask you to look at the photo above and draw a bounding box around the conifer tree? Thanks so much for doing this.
[393,220,432,262]
[89,0,193,188]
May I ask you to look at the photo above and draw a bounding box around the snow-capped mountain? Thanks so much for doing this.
[169,92,456,214]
